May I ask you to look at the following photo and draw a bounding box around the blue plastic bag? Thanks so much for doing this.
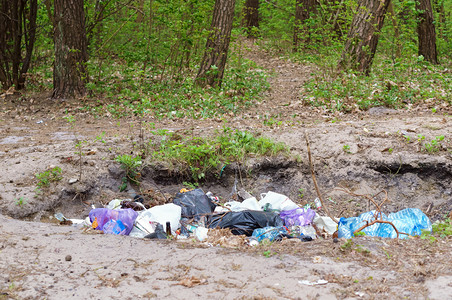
[279,208,315,227]
[252,226,289,242]
[338,208,432,239]
[89,208,138,235]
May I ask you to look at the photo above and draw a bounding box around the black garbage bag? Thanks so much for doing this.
[173,188,216,220]
[206,210,284,236]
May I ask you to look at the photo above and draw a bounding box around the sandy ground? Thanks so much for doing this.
[1,40,452,299]
[1,214,451,300]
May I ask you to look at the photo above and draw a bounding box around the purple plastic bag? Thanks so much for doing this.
[280,208,315,227]
[89,208,138,235]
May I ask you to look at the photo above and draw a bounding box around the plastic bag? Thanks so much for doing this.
[194,227,209,241]
[136,204,181,234]
[252,226,289,242]
[129,226,148,238]
[258,191,299,211]
[338,208,432,239]
[297,225,317,240]
[173,188,216,220]
[313,215,338,235]
[207,210,284,236]
[89,208,138,235]
[280,208,315,226]
[214,197,261,213]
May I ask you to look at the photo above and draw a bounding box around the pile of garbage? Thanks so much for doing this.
[64,188,433,245]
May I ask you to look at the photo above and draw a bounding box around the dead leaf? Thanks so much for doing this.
[176,276,207,287]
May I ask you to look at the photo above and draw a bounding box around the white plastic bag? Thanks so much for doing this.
[258,191,299,211]
[135,204,181,234]
[313,215,338,235]
[129,226,148,238]
[194,227,209,241]
[215,197,262,212]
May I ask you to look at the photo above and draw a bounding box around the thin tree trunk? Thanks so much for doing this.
[0,0,36,90]
[338,0,391,75]
[18,0,37,88]
[136,0,145,23]
[53,0,88,98]
[387,1,401,57]
[293,0,317,52]
[195,0,236,88]
[243,0,259,38]
[44,0,53,25]
[416,0,438,64]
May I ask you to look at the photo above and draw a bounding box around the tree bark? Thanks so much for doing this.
[416,0,438,64]
[136,0,145,23]
[293,0,317,51]
[387,2,401,58]
[338,0,391,75]
[243,0,259,38]
[53,0,88,99]
[0,0,37,90]
[44,0,54,25]
[195,0,236,88]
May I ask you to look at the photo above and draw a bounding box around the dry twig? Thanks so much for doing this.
[336,187,408,239]
[305,131,338,224]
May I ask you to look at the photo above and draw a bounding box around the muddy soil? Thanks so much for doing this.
[1,40,451,299]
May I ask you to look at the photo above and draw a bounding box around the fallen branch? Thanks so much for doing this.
[305,131,338,224]
[337,187,408,239]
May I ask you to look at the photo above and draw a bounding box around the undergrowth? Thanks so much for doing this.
[35,167,63,190]
[81,50,269,119]
[148,127,289,181]
[301,55,452,112]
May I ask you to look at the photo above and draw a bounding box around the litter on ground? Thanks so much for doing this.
[62,187,433,246]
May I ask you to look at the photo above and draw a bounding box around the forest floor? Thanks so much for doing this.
[1,40,451,299]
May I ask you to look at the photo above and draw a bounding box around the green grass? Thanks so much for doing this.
[80,54,269,119]
[432,218,452,238]
[301,55,452,112]
[115,154,142,186]
[423,135,445,153]
[35,167,63,190]
[148,127,289,181]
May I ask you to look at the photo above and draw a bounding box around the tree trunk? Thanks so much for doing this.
[53,0,88,99]
[416,0,438,64]
[293,0,317,51]
[243,0,259,38]
[338,0,391,75]
[387,1,401,57]
[0,0,37,90]
[136,0,145,23]
[19,0,37,88]
[44,0,54,25]
[195,0,235,88]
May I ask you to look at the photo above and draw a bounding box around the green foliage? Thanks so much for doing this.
[354,231,366,237]
[298,188,305,199]
[36,167,63,189]
[302,57,451,112]
[343,144,351,153]
[423,135,445,152]
[182,181,199,190]
[15,197,27,207]
[21,0,452,119]
[432,218,452,237]
[262,250,275,257]
[115,154,142,183]
[148,127,289,181]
